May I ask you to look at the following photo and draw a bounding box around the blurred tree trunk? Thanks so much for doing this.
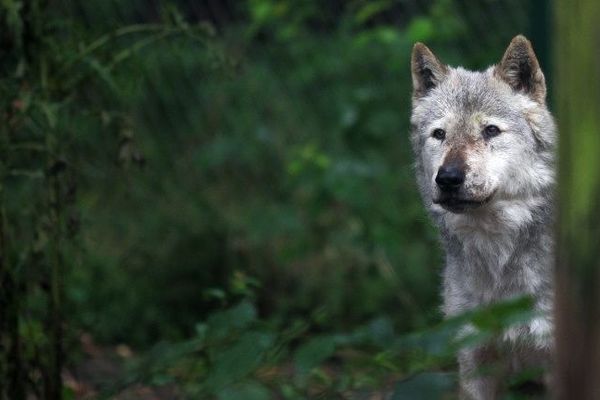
[554,0,600,398]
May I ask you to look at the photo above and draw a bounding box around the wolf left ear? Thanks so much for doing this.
[496,35,546,103]
[411,43,448,99]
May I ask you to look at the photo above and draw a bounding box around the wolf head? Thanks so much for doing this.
[410,35,556,217]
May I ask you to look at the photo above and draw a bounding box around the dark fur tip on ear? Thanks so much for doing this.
[509,34,531,48]
[412,42,430,58]
[411,42,448,98]
[496,34,547,103]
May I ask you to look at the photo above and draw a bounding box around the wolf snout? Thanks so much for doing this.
[435,165,465,191]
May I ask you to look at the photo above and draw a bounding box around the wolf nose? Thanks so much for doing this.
[436,166,465,191]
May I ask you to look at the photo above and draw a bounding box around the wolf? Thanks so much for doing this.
[409,35,556,399]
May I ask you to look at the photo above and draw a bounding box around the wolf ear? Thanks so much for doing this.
[496,35,546,103]
[411,43,448,98]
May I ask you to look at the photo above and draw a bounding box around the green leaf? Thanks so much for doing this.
[294,335,336,374]
[354,0,393,25]
[208,331,275,390]
[217,382,271,400]
[469,296,537,332]
[206,301,257,340]
[375,27,402,44]
[249,0,275,24]
[392,372,456,400]
[84,57,121,94]
[366,317,395,347]
[62,386,76,400]
[39,101,59,129]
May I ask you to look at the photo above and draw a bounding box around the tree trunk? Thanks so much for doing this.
[554,0,600,398]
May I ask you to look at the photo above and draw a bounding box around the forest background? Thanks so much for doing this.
[0,1,553,399]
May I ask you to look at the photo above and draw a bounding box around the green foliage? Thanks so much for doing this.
[68,6,445,346]
[91,296,538,398]
[392,373,456,400]
[0,0,539,398]
[294,335,337,375]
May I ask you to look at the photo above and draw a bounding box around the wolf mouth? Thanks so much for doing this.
[433,194,493,213]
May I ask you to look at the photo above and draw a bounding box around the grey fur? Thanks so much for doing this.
[409,36,555,399]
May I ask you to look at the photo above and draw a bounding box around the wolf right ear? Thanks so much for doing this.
[496,35,546,103]
[411,43,448,98]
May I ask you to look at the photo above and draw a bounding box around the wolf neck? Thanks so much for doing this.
[436,193,553,289]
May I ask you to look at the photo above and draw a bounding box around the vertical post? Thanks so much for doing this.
[554,0,600,398]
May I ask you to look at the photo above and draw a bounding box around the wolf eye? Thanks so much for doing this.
[432,128,446,140]
[483,125,501,138]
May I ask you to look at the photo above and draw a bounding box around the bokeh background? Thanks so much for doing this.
[0,1,552,399]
